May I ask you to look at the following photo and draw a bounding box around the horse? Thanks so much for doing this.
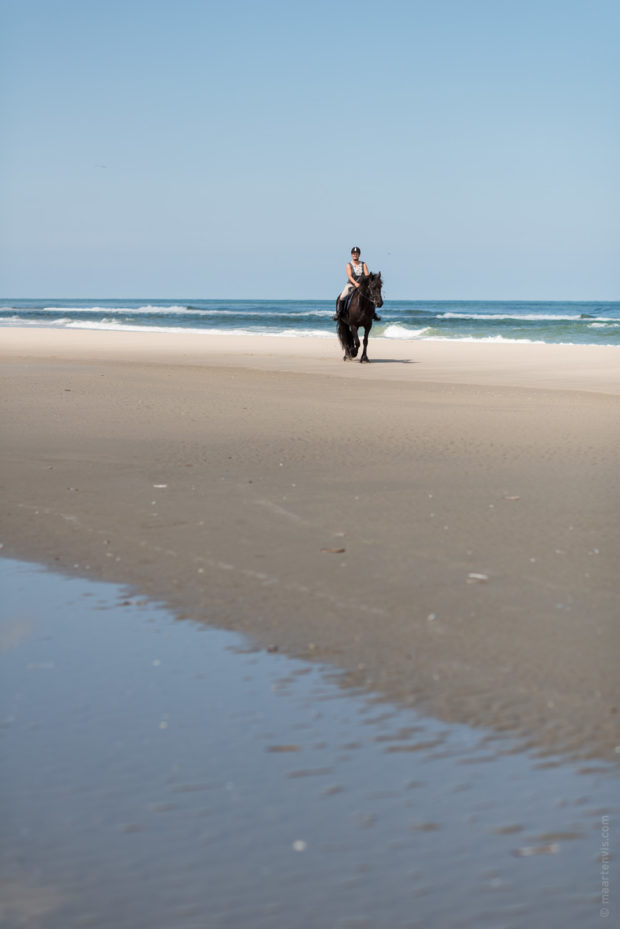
[336,272,384,363]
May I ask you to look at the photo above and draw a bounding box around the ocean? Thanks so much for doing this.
[1,298,619,345]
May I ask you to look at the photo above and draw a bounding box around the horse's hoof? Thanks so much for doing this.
[360,357,370,363]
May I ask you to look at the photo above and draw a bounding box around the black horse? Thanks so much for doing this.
[336,273,384,363]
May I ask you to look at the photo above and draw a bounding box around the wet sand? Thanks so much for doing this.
[1,328,619,760]
[2,559,617,929]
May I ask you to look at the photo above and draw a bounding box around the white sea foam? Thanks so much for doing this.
[382,324,431,339]
[376,331,550,345]
[35,305,334,319]
[437,312,618,323]
[43,304,207,315]
[0,316,73,327]
[2,316,615,346]
[64,320,225,334]
[62,320,332,338]
[271,328,332,338]
[64,320,199,333]
[397,334,615,346]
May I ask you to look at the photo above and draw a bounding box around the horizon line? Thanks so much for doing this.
[2,296,619,303]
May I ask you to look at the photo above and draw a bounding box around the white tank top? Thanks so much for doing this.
[350,260,364,281]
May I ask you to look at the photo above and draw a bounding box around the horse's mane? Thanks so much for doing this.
[358,271,382,291]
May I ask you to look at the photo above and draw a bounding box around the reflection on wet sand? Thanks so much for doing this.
[1,559,617,929]
[0,872,66,928]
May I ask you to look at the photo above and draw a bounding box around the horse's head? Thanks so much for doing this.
[365,272,384,308]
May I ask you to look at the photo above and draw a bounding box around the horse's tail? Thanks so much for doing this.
[337,318,356,356]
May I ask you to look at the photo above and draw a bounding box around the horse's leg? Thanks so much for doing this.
[360,325,371,362]
[350,325,359,358]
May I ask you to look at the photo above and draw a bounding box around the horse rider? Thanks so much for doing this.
[333,246,382,322]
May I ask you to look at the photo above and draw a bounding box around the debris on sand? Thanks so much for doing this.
[513,843,560,857]
[266,745,301,753]
[467,573,489,584]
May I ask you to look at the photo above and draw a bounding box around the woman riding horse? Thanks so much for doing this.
[336,270,384,363]
[334,247,381,322]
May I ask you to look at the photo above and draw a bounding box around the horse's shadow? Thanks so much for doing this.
[367,358,417,365]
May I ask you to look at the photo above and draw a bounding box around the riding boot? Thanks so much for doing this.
[333,298,342,322]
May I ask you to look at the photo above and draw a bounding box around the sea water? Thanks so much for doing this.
[1,298,619,345]
[1,558,617,929]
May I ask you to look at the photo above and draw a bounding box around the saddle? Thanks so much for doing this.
[334,288,381,322]
[341,290,355,315]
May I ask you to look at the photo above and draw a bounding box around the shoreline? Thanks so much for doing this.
[2,328,619,761]
[2,326,620,393]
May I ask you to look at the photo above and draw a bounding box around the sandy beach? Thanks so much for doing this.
[2,328,619,761]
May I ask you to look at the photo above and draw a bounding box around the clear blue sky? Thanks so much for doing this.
[1,0,618,299]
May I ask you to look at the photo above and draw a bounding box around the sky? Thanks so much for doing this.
[1,0,618,300]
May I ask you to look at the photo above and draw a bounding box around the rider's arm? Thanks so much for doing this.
[362,263,369,276]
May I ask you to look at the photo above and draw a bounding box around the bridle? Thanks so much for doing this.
[357,276,382,308]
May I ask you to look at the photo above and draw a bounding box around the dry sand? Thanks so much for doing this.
[2,328,619,761]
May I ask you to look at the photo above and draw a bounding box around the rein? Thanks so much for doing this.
[355,278,380,307]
